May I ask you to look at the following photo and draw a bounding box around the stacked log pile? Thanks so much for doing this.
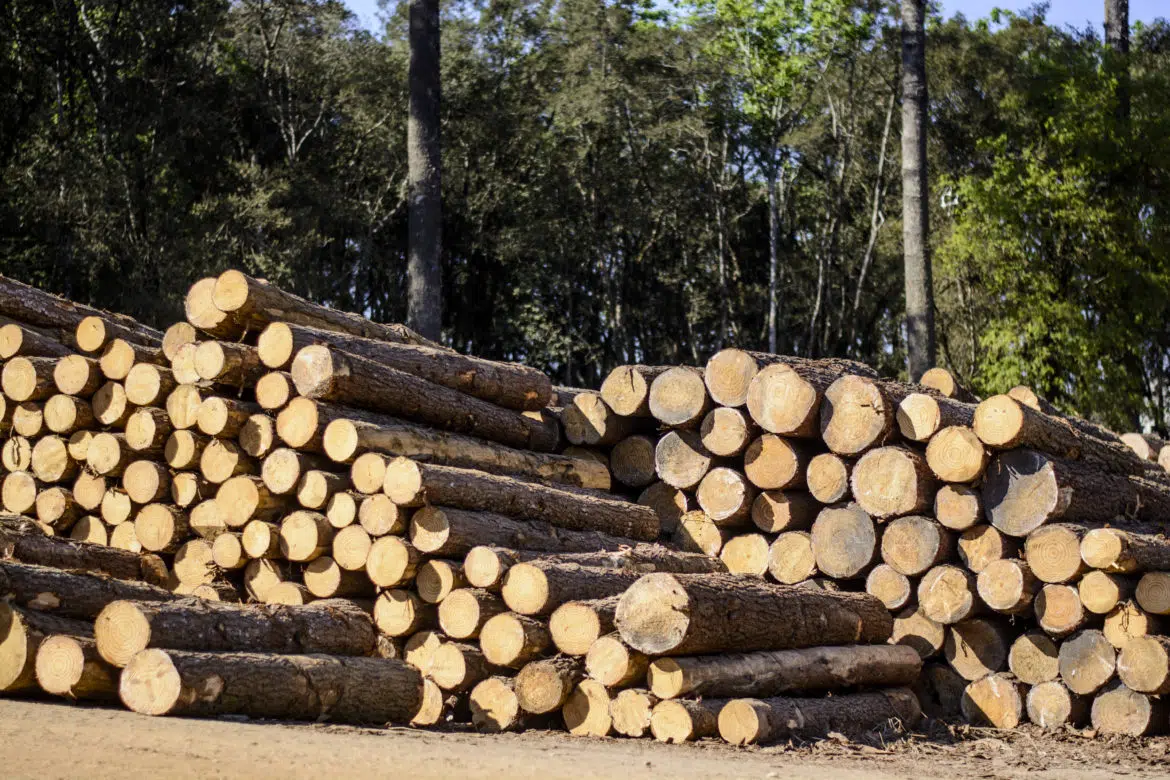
[591,350,1170,736]
[0,272,917,747]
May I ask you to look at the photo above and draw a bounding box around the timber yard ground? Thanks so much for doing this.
[1,698,1166,780]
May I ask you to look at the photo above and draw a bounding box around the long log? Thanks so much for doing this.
[896,392,975,443]
[291,346,558,452]
[646,644,921,700]
[0,274,159,346]
[1081,528,1170,574]
[0,516,168,585]
[35,634,119,701]
[501,562,641,616]
[0,560,175,619]
[0,321,72,359]
[119,647,422,723]
[382,458,658,541]
[742,356,878,437]
[650,699,725,743]
[615,572,892,656]
[717,688,920,745]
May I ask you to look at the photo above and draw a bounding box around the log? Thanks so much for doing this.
[44,394,94,435]
[428,641,491,692]
[124,363,176,407]
[1,436,31,472]
[242,519,282,559]
[865,564,914,610]
[696,468,756,525]
[851,446,936,519]
[68,515,106,545]
[648,366,711,428]
[164,429,207,470]
[549,596,619,655]
[215,475,288,529]
[502,562,641,616]
[655,430,715,490]
[1081,528,1170,574]
[720,533,771,576]
[599,365,673,417]
[470,676,549,733]
[373,589,435,637]
[382,459,658,541]
[515,656,585,714]
[1090,681,1170,736]
[717,688,921,745]
[325,491,360,529]
[35,634,118,701]
[0,515,167,584]
[99,488,134,530]
[213,270,445,349]
[611,688,659,737]
[72,471,107,512]
[961,674,1026,729]
[920,367,976,402]
[616,573,892,656]
[646,644,921,700]
[674,511,730,556]
[819,375,909,456]
[768,532,817,585]
[1137,571,1170,615]
[122,460,170,504]
[172,539,216,586]
[437,588,506,640]
[751,490,818,534]
[881,515,954,576]
[95,596,377,667]
[291,346,558,452]
[134,504,190,553]
[637,482,689,535]
[700,406,756,457]
[30,435,78,484]
[1,603,95,692]
[896,392,975,443]
[924,426,988,483]
[125,407,172,452]
[2,356,57,401]
[983,448,1170,536]
[197,396,263,439]
[583,634,648,689]
[1117,634,1170,694]
[562,393,651,446]
[650,699,725,743]
[1008,630,1060,685]
[743,434,815,491]
[73,315,160,353]
[255,371,293,411]
[1058,629,1117,695]
[211,532,247,571]
[108,523,142,552]
[918,565,981,625]
[119,647,421,723]
[0,321,71,359]
[188,500,224,539]
[911,663,966,718]
[408,507,636,561]
[805,452,851,504]
[1122,432,1168,462]
[1008,385,1056,413]
[743,356,878,437]
[99,338,164,382]
[52,355,102,397]
[944,618,1009,680]
[810,504,877,579]
[561,679,613,736]
[239,414,277,460]
[934,486,982,533]
[1,471,38,515]
[161,322,198,362]
[609,435,656,488]
[1079,570,1134,615]
[1035,584,1086,637]
[172,472,211,509]
[977,559,1038,614]
[480,613,551,668]
[296,469,347,511]
[12,401,44,437]
[1025,523,1090,584]
[891,606,945,660]
[0,560,175,619]
[200,439,258,484]
[352,494,403,536]
[192,341,265,388]
[91,382,132,428]
[958,525,1019,574]
[86,432,138,477]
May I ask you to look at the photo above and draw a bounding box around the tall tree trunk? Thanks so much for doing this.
[406,0,443,342]
[1105,0,1130,121]
[767,158,781,354]
[900,0,934,381]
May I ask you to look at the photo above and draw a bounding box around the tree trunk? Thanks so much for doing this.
[1008,630,1059,684]
[616,572,892,656]
[717,688,920,745]
[479,612,551,668]
[900,0,935,381]
[650,698,725,743]
[1058,629,1117,695]
[1104,0,1130,121]
[897,393,975,443]
[562,678,613,736]
[0,560,176,620]
[599,365,672,417]
[501,562,641,616]
[1081,528,1170,574]
[0,516,167,585]
[0,274,160,346]
[515,656,585,714]
[944,618,1009,680]
[406,0,443,342]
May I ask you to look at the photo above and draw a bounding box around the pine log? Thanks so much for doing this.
[983,448,1170,536]
[959,525,1019,574]
[961,674,1026,729]
[480,613,551,668]
[608,435,656,488]
[12,401,44,437]
[700,406,756,457]
[134,504,190,553]
[805,452,852,504]
[718,533,770,576]
[382,458,657,541]
[2,356,57,401]
[1117,634,1170,694]
[30,435,78,484]
[637,482,690,536]
[944,618,1009,680]
[935,484,982,531]
[197,396,263,439]
[1090,681,1170,735]
[743,434,815,491]
[649,699,726,743]
[52,355,102,397]
[0,515,167,584]
[768,531,818,585]
[562,393,651,446]
[39,488,81,534]
[1023,524,1091,586]
[90,382,132,428]
[0,321,71,359]
[924,425,987,483]
[68,515,106,545]
[977,559,1038,614]
[71,471,107,512]
[164,429,206,470]
[1081,528,1170,574]
[211,532,247,571]
[881,515,954,576]
[373,589,435,637]
[750,490,818,534]
[1,471,38,515]
[1035,583,1087,636]
[172,473,211,510]
[35,634,118,700]
[851,446,936,519]
[122,460,170,505]
[911,663,966,718]
[44,394,95,435]
[819,375,915,456]
[896,392,976,443]
[1122,432,1168,462]
[252,372,291,412]
[0,560,175,620]
[920,367,976,402]
[172,539,216,586]
[188,499,224,539]
[673,511,729,556]
[108,523,142,552]
[918,565,981,625]
[515,656,585,714]
[648,366,711,428]
[437,588,506,640]
[0,275,157,347]
[325,491,360,529]
[418,558,465,606]
[502,562,640,617]
[810,504,877,580]
[119,647,421,723]
[200,438,258,484]
[470,676,550,733]
[717,688,920,745]
[891,606,945,659]
[98,488,133,529]
[655,430,716,490]
[1079,571,1134,615]
[549,596,619,655]
[696,468,756,526]
[561,679,613,736]
[1137,571,1170,615]
[124,407,172,452]
[1009,630,1060,685]
[214,475,287,529]
[1,436,31,472]
[599,365,671,417]
[1059,629,1117,695]
[615,573,891,656]
[610,688,659,737]
[291,345,557,451]
[124,363,177,407]
[1,603,95,692]
[99,338,165,382]
[742,356,878,437]
[865,563,914,610]
[646,644,920,700]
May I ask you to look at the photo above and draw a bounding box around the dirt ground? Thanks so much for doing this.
[4,698,1170,779]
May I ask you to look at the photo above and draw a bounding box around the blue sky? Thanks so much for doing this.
[343,0,1166,30]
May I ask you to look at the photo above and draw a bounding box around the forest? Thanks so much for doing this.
[1,0,1169,432]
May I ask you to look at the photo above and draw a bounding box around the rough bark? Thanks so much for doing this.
[717,688,920,745]
[0,516,167,584]
[0,275,159,346]
[1081,528,1170,574]
[0,560,175,619]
